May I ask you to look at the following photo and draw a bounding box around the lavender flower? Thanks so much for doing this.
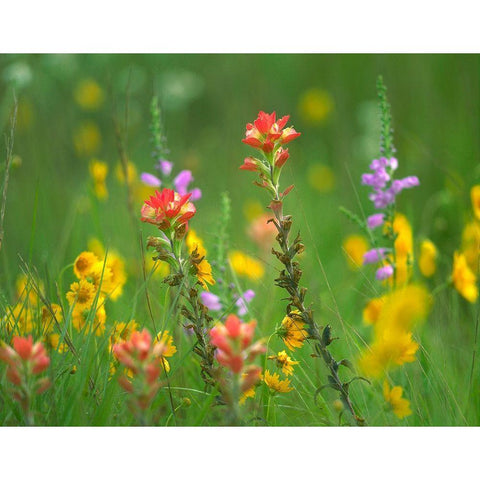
[174,170,202,201]
[235,289,255,316]
[156,159,173,176]
[375,264,394,280]
[367,213,385,229]
[200,292,222,311]
[140,172,162,187]
[363,248,389,265]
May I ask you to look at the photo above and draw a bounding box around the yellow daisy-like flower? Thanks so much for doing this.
[66,279,97,310]
[263,370,293,393]
[74,79,104,111]
[73,251,100,279]
[229,250,265,281]
[461,221,480,274]
[154,330,177,372]
[72,302,107,336]
[452,251,478,303]
[89,159,108,200]
[343,234,369,271]
[187,230,215,289]
[239,386,256,405]
[418,239,437,278]
[278,312,308,351]
[268,350,299,376]
[383,381,412,419]
[73,121,101,156]
[88,261,115,296]
[471,185,480,221]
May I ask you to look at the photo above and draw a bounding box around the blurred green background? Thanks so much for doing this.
[0,55,479,425]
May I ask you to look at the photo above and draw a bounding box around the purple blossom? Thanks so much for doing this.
[140,172,162,187]
[156,159,173,176]
[200,292,222,311]
[375,264,394,280]
[235,289,255,316]
[174,169,202,201]
[363,248,389,265]
[189,187,202,201]
[367,213,385,229]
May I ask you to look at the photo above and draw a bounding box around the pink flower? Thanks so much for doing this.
[376,264,394,280]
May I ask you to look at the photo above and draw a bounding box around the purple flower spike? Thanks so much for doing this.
[156,159,173,176]
[140,172,162,187]
[363,248,388,265]
[367,213,385,229]
[375,264,394,280]
[174,170,194,195]
[200,292,222,311]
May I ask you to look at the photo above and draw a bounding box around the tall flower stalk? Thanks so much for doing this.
[240,111,365,425]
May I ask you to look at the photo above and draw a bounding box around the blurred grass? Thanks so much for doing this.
[0,54,479,426]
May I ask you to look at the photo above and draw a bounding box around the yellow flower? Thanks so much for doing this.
[110,320,139,348]
[73,251,100,279]
[89,159,108,200]
[187,230,215,289]
[88,261,115,296]
[73,121,101,156]
[72,302,107,336]
[74,79,104,111]
[15,274,43,305]
[145,256,170,278]
[383,381,412,419]
[229,250,265,281]
[298,88,334,126]
[471,185,480,221]
[342,234,369,270]
[186,229,206,254]
[452,251,478,303]
[243,200,264,222]
[461,221,480,274]
[268,350,299,376]
[66,279,97,310]
[359,330,419,378]
[362,296,385,325]
[154,330,177,372]
[41,303,63,335]
[115,161,137,186]
[418,239,437,278]
[278,311,308,351]
[307,163,335,193]
[263,370,293,393]
[239,386,256,405]
[2,303,34,335]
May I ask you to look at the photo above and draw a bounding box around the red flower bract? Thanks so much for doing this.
[141,188,196,231]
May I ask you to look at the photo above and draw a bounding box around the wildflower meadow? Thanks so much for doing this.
[0,54,479,427]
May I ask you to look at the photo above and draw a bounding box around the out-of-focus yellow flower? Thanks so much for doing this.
[42,304,67,351]
[363,296,385,325]
[73,121,101,156]
[74,79,105,111]
[343,234,369,270]
[358,330,419,378]
[298,88,334,126]
[16,274,43,305]
[186,229,206,254]
[110,319,139,346]
[277,311,308,351]
[89,261,115,297]
[471,185,480,221]
[239,385,256,405]
[418,239,437,278]
[461,221,480,274]
[1,303,34,335]
[73,251,99,279]
[452,251,478,303]
[115,161,137,186]
[268,350,299,376]
[383,381,412,419]
[89,159,108,200]
[154,330,177,372]
[263,370,293,393]
[243,200,265,222]
[308,163,336,193]
[229,250,264,281]
[145,256,170,278]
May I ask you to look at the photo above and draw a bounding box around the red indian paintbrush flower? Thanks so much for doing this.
[141,188,196,231]
[242,111,301,154]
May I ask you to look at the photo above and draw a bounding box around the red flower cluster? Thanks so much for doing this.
[242,111,301,154]
[209,314,265,394]
[113,329,166,410]
[0,336,50,392]
[140,188,196,232]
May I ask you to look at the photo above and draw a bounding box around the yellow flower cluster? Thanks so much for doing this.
[89,159,108,200]
[66,246,127,336]
[385,214,414,287]
[263,370,293,393]
[277,311,308,351]
[359,285,431,378]
[418,239,438,278]
[342,234,369,271]
[186,229,215,289]
[383,381,412,419]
